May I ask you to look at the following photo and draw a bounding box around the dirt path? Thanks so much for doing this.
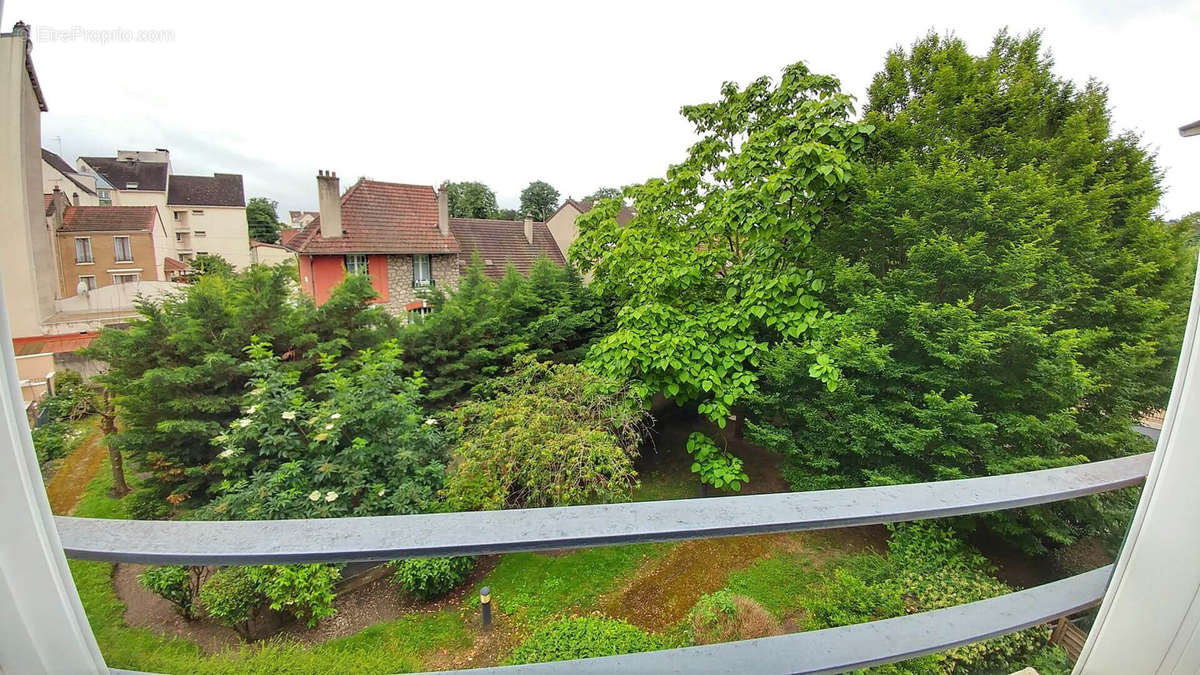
[46,420,105,515]
[599,527,886,632]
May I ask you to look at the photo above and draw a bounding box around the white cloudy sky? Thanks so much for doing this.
[9,0,1200,218]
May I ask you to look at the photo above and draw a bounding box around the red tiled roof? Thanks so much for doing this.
[279,228,300,246]
[12,332,100,356]
[287,180,459,255]
[449,218,566,279]
[163,257,190,272]
[59,206,157,233]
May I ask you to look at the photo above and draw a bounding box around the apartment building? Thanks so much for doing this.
[77,150,251,268]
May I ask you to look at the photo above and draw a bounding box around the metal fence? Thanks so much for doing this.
[58,453,1150,674]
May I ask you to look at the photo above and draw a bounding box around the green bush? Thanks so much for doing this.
[138,565,209,620]
[444,356,647,511]
[126,487,172,520]
[388,556,476,601]
[200,567,262,640]
[690,590,780,644]
[32,421,80,463]
[506,615,664,665]
[40,370,94,422]
[249,565,340,628]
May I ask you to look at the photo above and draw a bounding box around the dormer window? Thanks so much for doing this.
[126,182,138,189]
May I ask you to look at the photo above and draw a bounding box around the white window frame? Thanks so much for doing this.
[111,272,140,285]
[345,254,369,276]
[78,275,96,291]
[113,236,133,263]
[412,254,432,287]
[73,237,93,264]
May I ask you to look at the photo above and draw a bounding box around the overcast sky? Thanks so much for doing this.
[8,0,1199,219]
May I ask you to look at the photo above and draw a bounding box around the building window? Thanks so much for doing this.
[74,237,93,264]
[112,273,140,285]
[412,254,432,287]
[173,211,183,221]
[197,251,209,256]
[175,233,183,242]
[191,210,204,216]
[408,306,434,321]
[98,190,112,206]
[194,230,207,238]
[113,236,133,262]
[126,182,138,189]
[345,254,369,276]
[78,275,96,291]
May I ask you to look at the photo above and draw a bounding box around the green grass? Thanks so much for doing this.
[724,553,827,618]
[472,543,668,624]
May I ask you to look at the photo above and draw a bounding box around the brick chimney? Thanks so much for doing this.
[72,192,80,206]
[437,182,450,237]
[49,186,69,229]
[317,170,342,239]
[523,215,534,246]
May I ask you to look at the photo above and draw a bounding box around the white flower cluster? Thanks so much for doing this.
[308,490,338,502]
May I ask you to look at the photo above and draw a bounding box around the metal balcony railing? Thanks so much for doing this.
[58,453,1151,674]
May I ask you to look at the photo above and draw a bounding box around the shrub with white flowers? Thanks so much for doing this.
[198,339,449,521]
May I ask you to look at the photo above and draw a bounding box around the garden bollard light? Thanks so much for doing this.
[480,586,492,629]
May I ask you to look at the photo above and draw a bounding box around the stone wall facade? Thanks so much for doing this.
[381,253,459,318]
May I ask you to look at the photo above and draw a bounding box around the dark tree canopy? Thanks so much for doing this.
[519,181,560,220]
[246,197,282,244]
[746,31,1195,552]
[495,208,519,221]
[189,253,235,278]
[582,187,622,203]
[446,181,498,219]
[85,267,399,508]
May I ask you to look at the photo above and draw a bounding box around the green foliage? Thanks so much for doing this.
[138,565,208,620]
[574,63,871,468]
[84,266,397,509]
[519,180,560,220]
[199,340,447,521]
[200,567,262,639]
[388,556,477,600]
[444,356,646,511]
[246,197,282,244]
[248,565,340,628]
[747,31,1192,552]
[189,253,236,278]
[32,421,84,463]
[399,256,611,408]
[581,187,622,203]
[684,432,748,491]
[506,615,663,665]
[805,525,1049,673]
[40,370,96,422]
[446,181,499,219]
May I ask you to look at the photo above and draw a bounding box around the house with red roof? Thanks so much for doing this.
[286,171,565,320]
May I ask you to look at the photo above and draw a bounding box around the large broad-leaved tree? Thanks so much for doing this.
[446,181,499,219]
[746,31,1195,552]
[572,62,873,444]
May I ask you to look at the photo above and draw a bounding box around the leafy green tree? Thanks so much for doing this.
[399,255,610,408]
[582,187,622,203]
[519,180,560,220]
[446,181,498,219]
[495,208,520,221]
[199,340,447,520]
[189,253,235,278]
[246,197,283,244]
[746,31,1195,552]
[84,267,398,508]
[572,62,873,435]
[443,356,647,511]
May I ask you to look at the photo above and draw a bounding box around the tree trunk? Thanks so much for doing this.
[101,392,130,497]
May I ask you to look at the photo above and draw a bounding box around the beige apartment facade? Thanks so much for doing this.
[0,24,58,338]
[45,192,167,297]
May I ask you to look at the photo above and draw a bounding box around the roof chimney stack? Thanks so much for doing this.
[437,182,450,237]
[317,170,342,239]
[72,192,80,206]
[523,215,534,246]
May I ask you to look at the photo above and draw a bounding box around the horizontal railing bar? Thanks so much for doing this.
[109,566,1112,675]
[58,453,1149,565]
